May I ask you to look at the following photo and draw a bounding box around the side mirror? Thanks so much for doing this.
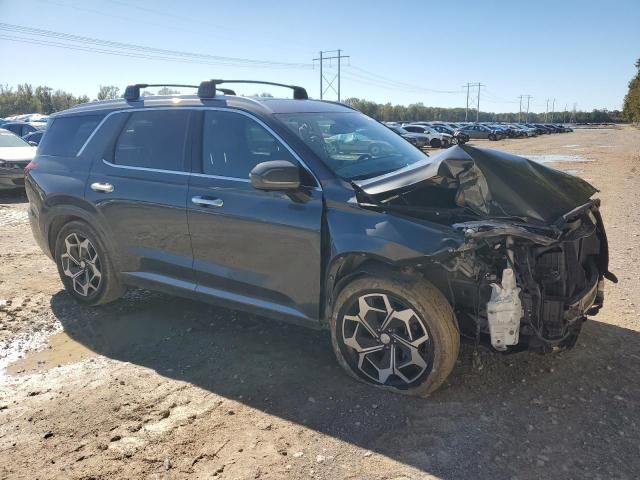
[28,141,37,146]
[250,160,300,191]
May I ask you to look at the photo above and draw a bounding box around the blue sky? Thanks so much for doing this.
[2,0,638,112]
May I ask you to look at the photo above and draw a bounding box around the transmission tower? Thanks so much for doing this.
[518,95,533,123]
[463,82,483,121]
[313,50,350,101]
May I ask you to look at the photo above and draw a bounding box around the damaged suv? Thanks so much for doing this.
[25,80,614,396]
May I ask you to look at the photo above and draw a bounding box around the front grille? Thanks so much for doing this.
[3,161,29,169]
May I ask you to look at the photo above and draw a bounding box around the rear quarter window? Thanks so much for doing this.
[38,115,103,156]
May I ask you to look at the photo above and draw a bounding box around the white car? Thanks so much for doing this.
[0,129,37,190]
[402,123,453,148]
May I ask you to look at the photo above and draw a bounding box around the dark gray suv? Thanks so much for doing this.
[25,80,614,396]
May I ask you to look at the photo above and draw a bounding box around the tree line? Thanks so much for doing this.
[0,82,627,124]
[623,58,640,123]
[344,98,624,124]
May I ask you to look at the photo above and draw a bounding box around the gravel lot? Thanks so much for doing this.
[1,127,639,480]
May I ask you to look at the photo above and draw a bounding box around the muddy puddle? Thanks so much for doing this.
[6,331,96,376]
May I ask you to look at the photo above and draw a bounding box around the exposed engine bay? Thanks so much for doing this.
[354,145,616,353]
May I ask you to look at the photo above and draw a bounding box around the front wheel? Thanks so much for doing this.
[488,133,496,141]
[55,221,124,306]
[330,275,460,397]
[429,138,442,148]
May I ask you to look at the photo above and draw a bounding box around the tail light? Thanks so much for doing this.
[24,160,37,176]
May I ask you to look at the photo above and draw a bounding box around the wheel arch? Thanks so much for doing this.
[45,204,116,268]
[324,253,438,326]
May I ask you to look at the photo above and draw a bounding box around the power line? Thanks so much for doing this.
[348,66,463,94]
[0,23,313,69]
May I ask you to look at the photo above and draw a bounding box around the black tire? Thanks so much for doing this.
[330,275,460,397]
[451,137,459,145]
[54,220,124,306]
[429,138,442,148]
[488,133,496,141]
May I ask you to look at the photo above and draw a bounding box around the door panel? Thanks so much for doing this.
[87,162,192,281]
[188,109,323,323]
[188,177,323,322]
[85,109,194,287]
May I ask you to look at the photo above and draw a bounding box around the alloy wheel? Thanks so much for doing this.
[60,233,102,297]
[341,293,432,387]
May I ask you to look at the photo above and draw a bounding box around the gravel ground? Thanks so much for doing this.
[0,127,639,480]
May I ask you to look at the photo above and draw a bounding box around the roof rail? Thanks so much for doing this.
[198,79,308,100]
[123,83,236,101]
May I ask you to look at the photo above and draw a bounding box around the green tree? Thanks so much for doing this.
[97,85,121,101]
[623,58,640,123]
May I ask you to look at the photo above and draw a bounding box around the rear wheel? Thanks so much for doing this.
[488,133,496,141]
[429,138,442,148]
[330,275,460,397]
[55,221,123,306]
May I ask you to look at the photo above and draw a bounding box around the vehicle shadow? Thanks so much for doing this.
[0,189,28,204]
[50,289,640,479]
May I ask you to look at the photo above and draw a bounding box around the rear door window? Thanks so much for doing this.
[114,110,190,171]
[38,115,102,156]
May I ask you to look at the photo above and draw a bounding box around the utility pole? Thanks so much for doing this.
[550,98,556,122]
[526,95,532,122]
[476,83,482,122]
[564,103,568,123]
[463,83,470,121]
[545,99,549,122]
[518,95,523,123]
[312,49,350,101]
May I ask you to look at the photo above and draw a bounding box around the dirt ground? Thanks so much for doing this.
[1,127,639,480]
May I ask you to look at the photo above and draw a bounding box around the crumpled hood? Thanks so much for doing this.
[355,145,598,224]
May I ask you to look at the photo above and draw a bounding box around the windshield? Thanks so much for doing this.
[277,112,428,180]
[0,131,29,147]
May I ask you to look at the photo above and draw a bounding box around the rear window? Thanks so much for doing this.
[114,110,190,171]
[38,115,102,156]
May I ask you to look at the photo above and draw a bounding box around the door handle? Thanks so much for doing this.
[192,196,223,208]
[91,182,114,193]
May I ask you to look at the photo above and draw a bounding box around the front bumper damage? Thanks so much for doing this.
[354,145,615,353]
[447,200,613,353]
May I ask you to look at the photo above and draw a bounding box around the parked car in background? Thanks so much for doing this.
[22,130,45,146]
[457,124,504,141]
[429,123,469,144]
[529,124,553,134]
[387,125,430,149]
[402,124,452,148]
[486,124,517,138]
[2,121,46,137]
[509,124,537,137]
[326,129,394,156]
[0,128,37,190]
